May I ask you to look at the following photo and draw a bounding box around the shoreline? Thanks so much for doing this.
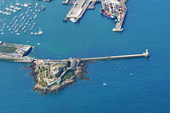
[23,60,91,94]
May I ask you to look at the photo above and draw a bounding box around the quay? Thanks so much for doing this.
[112,0,127,32]
[0,41,34,63]
[63,0,128,31]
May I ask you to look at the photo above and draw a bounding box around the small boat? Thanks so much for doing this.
[27,41,29,42]
[16,33,20,35]
[37,27,42,35]
[37,43,40,45]
[30,32,33,34]
[24,29,27,33]
[1,32,4,35]
[16,0,20,6]
[103,81,107,86]
[42,5,45,10]
[38,9,40,12]
[13,10,17,12]
[24,3,28,7]
[10,3,14,9]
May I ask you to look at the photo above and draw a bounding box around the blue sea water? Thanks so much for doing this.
[0,0,170,112]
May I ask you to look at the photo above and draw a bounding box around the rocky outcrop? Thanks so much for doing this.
[32,79,76,94]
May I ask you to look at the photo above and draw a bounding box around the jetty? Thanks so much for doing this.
[81,49,149,61]
[35,49,149,65]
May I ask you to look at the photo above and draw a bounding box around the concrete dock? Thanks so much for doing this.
[112,0,127,32]
[0,41,34,63]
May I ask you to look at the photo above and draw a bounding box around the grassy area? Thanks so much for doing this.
[39,67,44,79]
[62,71,73,81]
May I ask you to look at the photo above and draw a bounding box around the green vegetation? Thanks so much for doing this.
[39,67,44,79]
[62,71,73,81]
[46,71,48,77]
[50,75,53,79]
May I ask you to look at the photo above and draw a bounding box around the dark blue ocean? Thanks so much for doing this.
[0,0,170,112]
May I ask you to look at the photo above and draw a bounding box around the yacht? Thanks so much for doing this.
[10,3,14,9]
[0,10,3,13]
[24,29,27,33]
[16,33,20,35]
[1,32,4,35]
[16,0,20,6]
[103,81,107,86]
[37,27,42,35]
[13,10,17,12]
[24,3,28,7]
[30,32,33,34]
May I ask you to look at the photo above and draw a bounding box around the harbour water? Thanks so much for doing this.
[0,0,170,112]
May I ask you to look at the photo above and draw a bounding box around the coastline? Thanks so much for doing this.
[23,60,91,94]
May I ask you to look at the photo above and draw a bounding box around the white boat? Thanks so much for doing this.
[16,33,20,35]
[69,18,78,23]
[16,0,20,6]
[38,9,40,12]
[103,81,107,86]
[37,27,42,35]
[37,43,40,45]
[24,3,28,7]
[24,29,27,33]
[0,11,3,13]
[1,32,4,35]
[30,32,33,34]
[10,3,14,9]
[13,10,17,12]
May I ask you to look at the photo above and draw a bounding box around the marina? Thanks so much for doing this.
[0,1,44,36]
